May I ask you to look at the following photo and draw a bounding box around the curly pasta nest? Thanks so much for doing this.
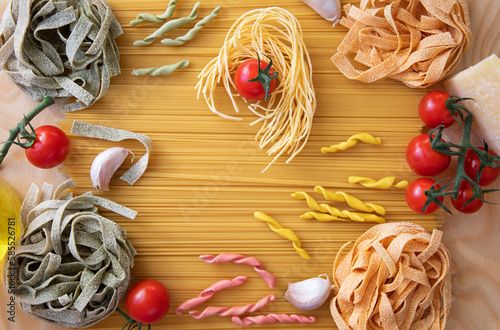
[0,0,122,111]
[3,180,136,328]
[331,222,452,330]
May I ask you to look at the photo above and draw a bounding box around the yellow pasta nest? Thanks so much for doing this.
[331,222,452,330]
[196,7,316,172]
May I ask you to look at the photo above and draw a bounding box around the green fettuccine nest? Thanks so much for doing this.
[0,0,122,111]
[3,180,136,328]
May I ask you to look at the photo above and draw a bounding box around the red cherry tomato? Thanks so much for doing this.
[418,91,455,128]
[234,57,276,101]
[406,178,443,214]
[25,125,70,169]
[126,280,170,324]
[451,180,484,214]
[406,134,451,176]
[464,147,500,186]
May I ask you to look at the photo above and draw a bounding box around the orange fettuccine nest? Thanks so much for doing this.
[331,222,452,330]
[331,0,472,88]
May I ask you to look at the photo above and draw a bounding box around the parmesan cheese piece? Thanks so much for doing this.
[443,55,500,153]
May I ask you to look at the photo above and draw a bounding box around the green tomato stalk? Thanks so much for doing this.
[116,308,151,330]
[422,96,500,215]
[247,53,279,101]
[0,96,55,165]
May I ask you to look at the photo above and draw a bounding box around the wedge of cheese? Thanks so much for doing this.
[443,54,500,153]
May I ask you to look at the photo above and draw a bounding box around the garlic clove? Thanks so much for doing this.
[285,274,332,311]
[301,0,342,25]
[90,147,134,191]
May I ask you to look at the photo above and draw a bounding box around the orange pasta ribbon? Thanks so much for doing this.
[330,222,452,330]
[331,0,472,88]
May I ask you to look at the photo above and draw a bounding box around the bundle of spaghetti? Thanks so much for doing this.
[176,276,247,314]
[330,222,452,330]
[195,7,316,172]
[232,313,316,326]
[199,253,276,288]
[188,294,275,319]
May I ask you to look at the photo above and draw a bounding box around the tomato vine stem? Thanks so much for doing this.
[0,96,55,166]
[116,307,151,330]
[423,96,500,215]
[247,53,279,101]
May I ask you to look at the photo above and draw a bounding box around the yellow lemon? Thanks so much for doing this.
[0,178,21,263]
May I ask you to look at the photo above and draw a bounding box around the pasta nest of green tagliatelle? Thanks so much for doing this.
[0,0,122,111]
[196,7,316,172]
[331,222,452,330]
[2,179,137,328]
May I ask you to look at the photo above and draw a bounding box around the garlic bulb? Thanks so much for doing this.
[90,147,134,191]
[285,274,332,311]
[301,0,342,25]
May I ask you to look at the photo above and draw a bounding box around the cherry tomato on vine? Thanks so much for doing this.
[126,279,170,324]
[406,178,443,214]
[406,134,451,176]
[418,90,455,128]
[451,180,484,214]
[234,54,278,101]
[464,147,500,186]
[25,125,69,169]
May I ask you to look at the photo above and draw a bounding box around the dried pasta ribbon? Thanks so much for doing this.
[188,294,275,319]
[232,313,316,326]
[0,0,123,111]
[176,276,248,314]
[131,60,190,76]
[301,211,385,224]
[331,0,472,88]
[71,121,152,186]
[253,212,310,260]
[130,0,180,26]
[133,2,201,47]
[2,180,136,328]
[321,133,381,154]
[161,6,221,46]
[314,186,385,215]
[199,253,276,288]
[349,176,408,189]
[330,222,452,330]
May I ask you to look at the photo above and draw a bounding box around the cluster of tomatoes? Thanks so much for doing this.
[405,91,499,215]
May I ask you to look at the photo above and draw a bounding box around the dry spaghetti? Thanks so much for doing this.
[195,7,316,172]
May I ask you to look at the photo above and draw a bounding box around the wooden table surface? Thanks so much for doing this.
[1,0,500,329]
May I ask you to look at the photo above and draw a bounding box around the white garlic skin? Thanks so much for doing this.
[301,0,342,25]
[285,274,332,311]
[90,147,134,191]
